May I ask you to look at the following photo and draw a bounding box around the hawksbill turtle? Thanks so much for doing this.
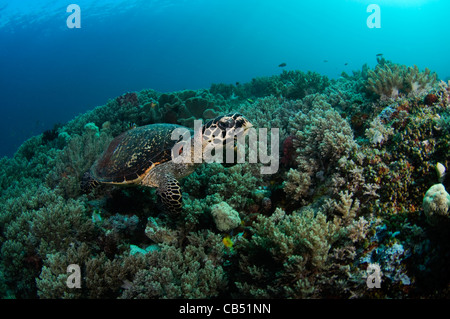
[81,113,252,213]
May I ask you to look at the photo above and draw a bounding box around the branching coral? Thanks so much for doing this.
[327,190,360,225]
[46,122,113,198]
[325,74,366,113]
[283,168,312,202]
[0,185,95,298]
[121,230,227,299]
[182,162,263,211]
[237,96,296,140]
[289,94,358,168]
[234,205,370,298]
[145,216,182,246]
[284,94,361,203]
[37,243,146,298]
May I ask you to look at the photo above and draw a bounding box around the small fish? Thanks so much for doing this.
[223,235,233,248]
[278,62,287,67]
[376,53,383,57]
[91,210,102,223]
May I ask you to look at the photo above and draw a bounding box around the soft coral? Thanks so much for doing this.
[116,92,139,107]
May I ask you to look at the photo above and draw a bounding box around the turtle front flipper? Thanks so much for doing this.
[157,174,182,214]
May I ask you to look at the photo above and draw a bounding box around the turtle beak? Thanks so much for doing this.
[244,119,253,130]
[243,122,253,135]
[235,114,253,134]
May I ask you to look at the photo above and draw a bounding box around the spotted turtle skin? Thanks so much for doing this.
[91,123,185,185]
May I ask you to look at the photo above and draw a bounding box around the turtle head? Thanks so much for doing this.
[198,113,252,164]
[173,113,252,166]
[202,113,253,145]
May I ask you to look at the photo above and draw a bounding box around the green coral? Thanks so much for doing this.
[284,94,361,205]
[121,230,227,298]
[158,89,229,127]
[274,70,330,100]
[0,185,95,298]
[212,70,329,101]
[234,205,370,298]
[37,243,145,298]
[182,162,262,211]
[46,123,113,198]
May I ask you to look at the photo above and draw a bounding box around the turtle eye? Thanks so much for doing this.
[218,117,235,130]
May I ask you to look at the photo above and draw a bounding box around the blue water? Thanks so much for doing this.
[0,0,448,158]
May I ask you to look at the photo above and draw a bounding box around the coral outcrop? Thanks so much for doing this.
[210,201,241,232]
[423,183,450,224]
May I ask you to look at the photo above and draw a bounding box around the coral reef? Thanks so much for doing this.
[212,70,329,101]
[1,59,450,299]
[234,204,371,298]
[365,117,394,146]
[439,80,450,106]
[121,230,227,299]
[283,94,362,207]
